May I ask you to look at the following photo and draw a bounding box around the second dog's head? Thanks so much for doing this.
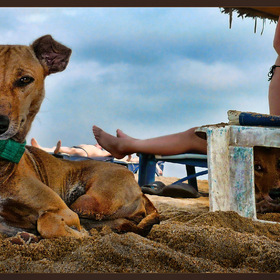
[0,35,71,143]
[254,146,280,201]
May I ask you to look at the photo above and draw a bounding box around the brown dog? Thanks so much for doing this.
[254,146,280,213]
[0,35,159,239]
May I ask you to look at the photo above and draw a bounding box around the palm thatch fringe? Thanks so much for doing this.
[221,7,278,34]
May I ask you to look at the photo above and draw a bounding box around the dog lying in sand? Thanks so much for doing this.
[0,35,159,242]
[254,146,280,213]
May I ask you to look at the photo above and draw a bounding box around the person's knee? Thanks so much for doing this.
[186,127,198,138]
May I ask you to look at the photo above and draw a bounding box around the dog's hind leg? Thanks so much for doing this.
[67,169,160,236]
[74,193,160,237]
[132,194,160,236]
[69,193,106,219]
[80,217,143,233]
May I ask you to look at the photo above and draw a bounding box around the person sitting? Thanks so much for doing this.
[92,17,280,161]
[92,126,207,159]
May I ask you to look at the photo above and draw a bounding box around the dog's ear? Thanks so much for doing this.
[32,35,72,75]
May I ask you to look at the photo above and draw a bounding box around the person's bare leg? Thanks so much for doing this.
[156,164,163,176]
[57,146,87,157]
[31,138,41,148]
[31,138,84,156]
[54,140,61,154]
[31,138,60,153]
[269,17,280,115]
[92,125,207,159]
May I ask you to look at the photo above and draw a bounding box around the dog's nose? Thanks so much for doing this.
[0,115,10,135]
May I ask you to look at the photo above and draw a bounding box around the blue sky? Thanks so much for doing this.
[0,7,277,177]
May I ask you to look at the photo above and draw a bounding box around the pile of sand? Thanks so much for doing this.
[0,179,280,273]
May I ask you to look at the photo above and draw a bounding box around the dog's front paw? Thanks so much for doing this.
[38,209,89,238]
[8,232,40,245]
[256,199,280,213]
[75,227,89,238]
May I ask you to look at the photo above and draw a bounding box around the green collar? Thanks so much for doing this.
[0,139,26,163]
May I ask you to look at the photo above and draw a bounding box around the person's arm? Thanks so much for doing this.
[269,17,280,115]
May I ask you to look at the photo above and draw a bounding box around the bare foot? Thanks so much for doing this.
[54,140,62,154]
[92,125,131,159]
[31,138,40,148]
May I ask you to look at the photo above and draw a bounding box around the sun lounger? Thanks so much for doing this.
[113,159,139,173]
[138,153,208,191]
[51,153,163,176]
[51,153,114,162]
[113,159,164,175]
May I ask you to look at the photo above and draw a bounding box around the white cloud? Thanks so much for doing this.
[3,6,270,183]
[170,58,254,91]
[20,13,50,24]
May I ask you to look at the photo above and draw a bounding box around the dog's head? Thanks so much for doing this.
[254,146,280,200]
[0,35,71,143]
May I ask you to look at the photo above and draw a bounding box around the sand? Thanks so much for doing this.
[0,177,280,273]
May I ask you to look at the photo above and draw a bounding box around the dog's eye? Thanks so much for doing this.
[254,164,263,172]
[15,76,34,87]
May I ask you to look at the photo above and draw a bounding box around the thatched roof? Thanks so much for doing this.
[221,7,280,33]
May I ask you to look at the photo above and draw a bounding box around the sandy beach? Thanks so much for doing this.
[0,176,280,273]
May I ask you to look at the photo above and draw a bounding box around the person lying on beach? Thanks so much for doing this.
[31,138,112,158]
[93,17,280,160]
[31,138,163,175]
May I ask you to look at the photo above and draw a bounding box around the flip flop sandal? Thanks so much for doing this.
[160,183,201,198]
[141,181,166,195]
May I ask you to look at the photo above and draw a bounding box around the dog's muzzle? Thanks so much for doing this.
[0,115,10,135]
